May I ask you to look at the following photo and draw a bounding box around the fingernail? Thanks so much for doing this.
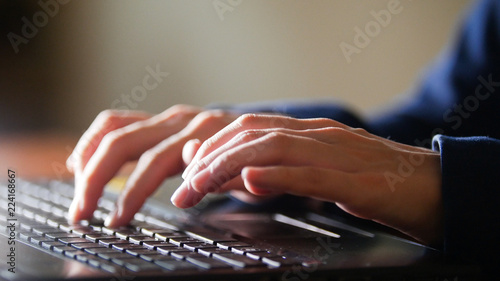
[171,182,204,208]
[171,181,188,206]
[104,204,122,227]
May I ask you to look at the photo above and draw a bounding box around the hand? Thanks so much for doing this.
[174,114,443,244]
[66,105,239,227]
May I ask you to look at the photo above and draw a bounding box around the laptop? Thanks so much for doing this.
[0,177,479,281]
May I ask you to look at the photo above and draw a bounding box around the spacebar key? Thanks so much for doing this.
[212,253,266,268]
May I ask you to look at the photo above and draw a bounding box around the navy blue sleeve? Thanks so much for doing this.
[432,135,500,276]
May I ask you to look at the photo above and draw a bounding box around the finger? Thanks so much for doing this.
[242,165,393,222]
[104,133,191,226]
[170,181,207,209]
[183,115,349,177]
[106,111,237,223]
[188,133,360,194]
[186,126,369,185]
[171,176,246,209]
[242,166,356,205]
[70,110,199,222]
[66,110,151,174]
[182,139,201,168]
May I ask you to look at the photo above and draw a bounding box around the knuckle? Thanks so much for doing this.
[312,117,340,127]
[159,104,200,121]
[265,131,289,144]
[261,132,291,156]
[235,129,264,143]
[139,148,163,167]
[94,110,126,131]
[96,109,120,124]
[236,113,261,127]
[351,127,368,135]
[192,110,225,126]
[323,127,362,141]
[324,126,348,135]
[100,129,128,151]
[168,104,196,114]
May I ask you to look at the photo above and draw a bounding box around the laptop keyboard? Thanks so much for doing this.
[0,179,299,275]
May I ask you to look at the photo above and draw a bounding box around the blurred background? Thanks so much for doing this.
[0,0,472,177]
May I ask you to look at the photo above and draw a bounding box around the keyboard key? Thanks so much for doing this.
[231,246,268,255]
[246,251,282,260]
[154,259,200,271]
[197,247,233,257]
[46,218,66,227]
[125,248,158,257]
[32,226,61,236]
[98,260,121,274]
[128,235,158,245]
[112,243,146,252]
[123,259,163,272]
[156,246,190,255]
[84,247,120,255]
[84,233,116,243]
[110,256,138,266]
[41,241,65,250]
[45,233,81,240]
[58,237,91,245]
[76,253,100,263]
[216,241,252,250]
[140,228,174,237]
[29,235,53,246]
[262,255,299,267]
[101,226,131,236]
[168,237,201,246]
[185,230,237,244]
[71,227,96,237]
[34,213,49,224]
[170,251,206,260]
[142,241,177,250]
[98,238,130,247]
[97,252,132,261]
[52,245,78,255]
[186,256,233,269]
[138,253,168,262]
[17,232,31,241]
[182,242,218,252]
[71,243,107,250]
[212,253,266,268]
[154,233,189,242]
[64,250,88,259]
[115,229,141,240]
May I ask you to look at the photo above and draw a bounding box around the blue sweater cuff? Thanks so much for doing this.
[432,134,500,272]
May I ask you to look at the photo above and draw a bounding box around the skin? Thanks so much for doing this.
[67,106,443,245]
